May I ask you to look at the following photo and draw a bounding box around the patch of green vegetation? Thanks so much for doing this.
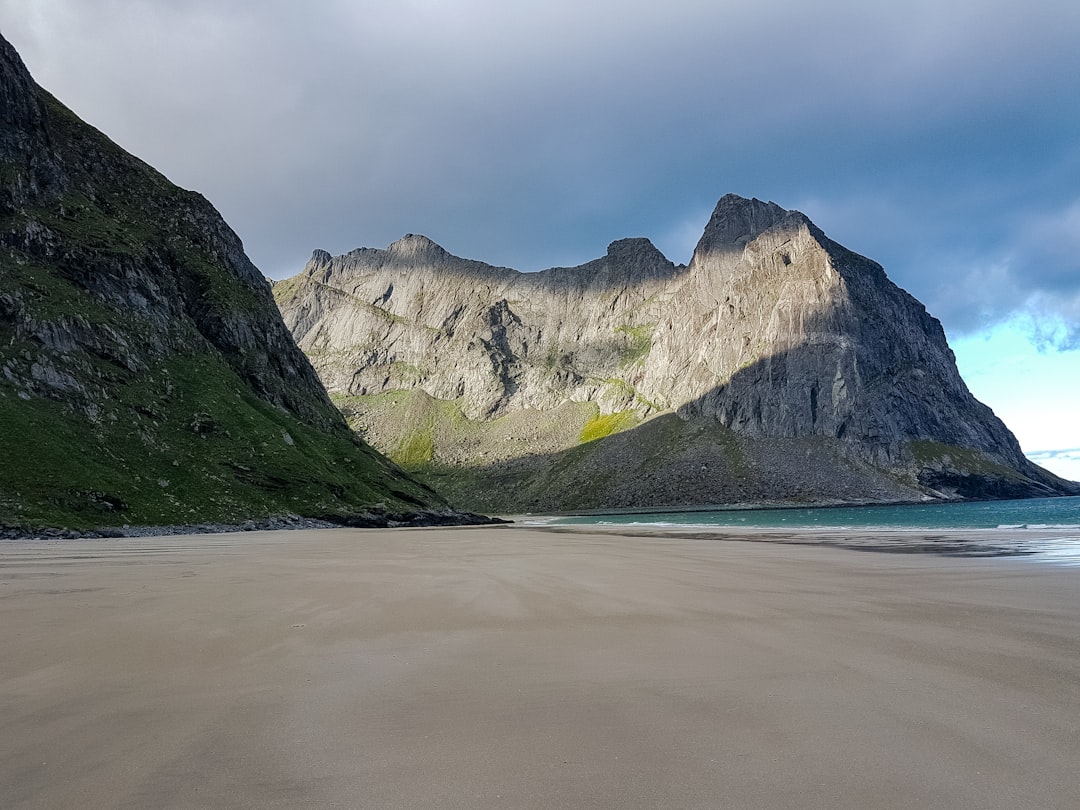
[174,243,268,316]
[368,302,406,324]
[304,344,364,363]
[334,390,413,410]
[907,440,1021,478]
[29,191,156,257]
[419,396,479,437]
[269,274,309,305]
[335,390,469,469]
[390,360,425,379]
[599,378,664,413]
[396,428,435,467]
[579,409,637,444]
[710,422,749,475]
[615,323,653,367]
[0,354,436,530]
[332,388,603,486]
[0,88,443,531]
[635,393,665,412]
[602,377,635,398]
[4,256,122,325]
[736,356,757,373]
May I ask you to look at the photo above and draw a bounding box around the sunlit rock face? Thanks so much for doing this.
[275,195,1076,510]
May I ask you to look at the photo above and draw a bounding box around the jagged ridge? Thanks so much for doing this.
[274,195,1076,509]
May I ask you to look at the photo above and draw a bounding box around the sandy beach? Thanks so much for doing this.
[2,525,1079,809]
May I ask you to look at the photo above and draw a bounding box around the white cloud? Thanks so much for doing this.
[920,198,1080,344]
[1027,449,1080,484]
[2,0,1079,298]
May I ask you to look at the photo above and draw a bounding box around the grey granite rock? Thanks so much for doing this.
[275,195,1076,507]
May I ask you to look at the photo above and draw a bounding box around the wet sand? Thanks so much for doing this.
[2,525,1079,809]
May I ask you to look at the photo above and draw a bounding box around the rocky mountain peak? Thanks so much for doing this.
[387,233,449,262]
[606,236,659,256]
[302,248,335,282]
[0,33,38,153]
[1,34,65,211]
[274,192,1075,509]
[692,194,807,258]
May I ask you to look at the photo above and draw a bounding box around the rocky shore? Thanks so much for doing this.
[0,508,507,541]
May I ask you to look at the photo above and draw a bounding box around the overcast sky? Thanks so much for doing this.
[2,1,1078,474]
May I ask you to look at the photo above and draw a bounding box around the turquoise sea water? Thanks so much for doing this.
[553,496,1080,531]
[544,496,1080,564]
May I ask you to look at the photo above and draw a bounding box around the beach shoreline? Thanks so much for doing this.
[3,524,1079,808]
[527,521,1080,561]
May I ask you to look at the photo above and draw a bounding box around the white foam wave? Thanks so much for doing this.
[997,524,1080,530]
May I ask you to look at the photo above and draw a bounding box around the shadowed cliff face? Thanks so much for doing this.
[676,222,1030,470]
[275,190,1075,506]
[327,327,1075,515]
[0,31,442,528]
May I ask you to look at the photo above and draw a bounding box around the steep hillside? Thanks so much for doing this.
[0,31,443,530]
[275,197,1076,511]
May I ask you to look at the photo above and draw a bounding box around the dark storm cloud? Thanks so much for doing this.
[2,0,1079,338]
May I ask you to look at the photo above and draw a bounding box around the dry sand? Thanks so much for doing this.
[2,525,1078,809]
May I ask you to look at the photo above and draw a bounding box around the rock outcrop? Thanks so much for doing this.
[275,196,1076,512]
[0,30,443,529]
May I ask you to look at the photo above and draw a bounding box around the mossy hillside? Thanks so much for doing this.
[0,352,434,530]
[579,409,637,443]
[269,273,309,304]
[907,440,1022,479]
[0,260,435,528]
[410,414,758,514]
[328,387,759,513]
[911,440,1019,479]
[3,255,126,326]
[1,69,443,528]
[397,428,436,467]
[335,390,477,469]
[334,389,603,471]
[21,189,274,321]
[5,157,275,349]
[272,274,410,327]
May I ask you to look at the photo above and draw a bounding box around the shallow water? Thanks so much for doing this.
[546,496,1080,564]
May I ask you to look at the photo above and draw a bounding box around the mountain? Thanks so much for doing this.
[273,197,1077,513]
[0,30,445,530]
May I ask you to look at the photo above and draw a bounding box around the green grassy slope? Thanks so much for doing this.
[330,387,1062,513]
[0,40,441,530]
[0,352,437,529]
